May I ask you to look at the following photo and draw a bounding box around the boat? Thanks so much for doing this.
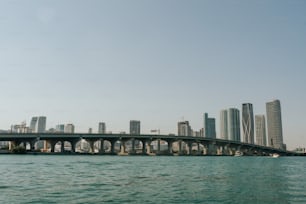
[234,151,243,157]
[272,153,280,158]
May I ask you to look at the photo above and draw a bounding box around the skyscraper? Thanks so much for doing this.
[64,124,75,133]
[266,99,285,149]
[177,121,192,136]
[29,116,46,150]
[30,117,38,133]
[37,116,46,133]
[242,103,254,144]
[203,113,216,138]
[255,115,267,146]
[98,122,106,134]
[220,110,228,140]
[130,120,140,135]
[29,116,46,133]
[56,124,65,133]
[228,108,241,142]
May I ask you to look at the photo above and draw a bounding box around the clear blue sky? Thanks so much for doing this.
[0,0,305,149]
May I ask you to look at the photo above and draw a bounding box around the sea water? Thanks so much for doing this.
[0,155,305,204]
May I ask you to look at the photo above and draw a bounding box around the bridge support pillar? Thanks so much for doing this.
[49,140,57,152]
[202,144,208,155]
[221,145,229,156]
[157,139,161,155]
[9,141,15,151]
[217,145,223,155]
[188,142,193,155]
[229,147,236,156]
[120,141,126,155]
[89,140,94,153]
[99,139,104,154]
[141,140,146,154]
[29,140,34,151]
[43,140,48,152]
[110,141,116,154]
[197,143,202,155]
[70,141,77,153]
[207,143,217,155]
[131,138,136,154]
[256,150,263,156]
[168,141,173,154]
[61,141,65,153]
[146,141,152,154]
[178,141,182,155]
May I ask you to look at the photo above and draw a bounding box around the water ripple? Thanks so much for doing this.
[0,156,305,203]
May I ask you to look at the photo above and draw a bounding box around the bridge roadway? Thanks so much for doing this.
[0,133,298,156]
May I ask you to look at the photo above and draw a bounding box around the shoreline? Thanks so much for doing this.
[0,151,305,156]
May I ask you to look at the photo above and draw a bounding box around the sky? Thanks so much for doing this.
[0,0,305,150]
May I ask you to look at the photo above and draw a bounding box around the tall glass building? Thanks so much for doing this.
[56,124,65,133]
[130,120,141,135]
[98,122,106,134]
[228,108,240,142]
[220,108,240,142]
[242,103,254,144]
[203,113,216,138]
[266,99,285,150]
[255,115,266,146]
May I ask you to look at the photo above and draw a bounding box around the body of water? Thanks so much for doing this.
[0,155,305,203]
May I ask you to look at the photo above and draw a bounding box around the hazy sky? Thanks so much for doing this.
[1,0,305,149]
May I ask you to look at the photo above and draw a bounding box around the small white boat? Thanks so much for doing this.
[272,153,280,158]
[234,151,243,157]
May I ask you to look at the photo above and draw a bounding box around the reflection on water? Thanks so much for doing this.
[0,156,305,204]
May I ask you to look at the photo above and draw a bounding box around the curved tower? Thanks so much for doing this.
[242,103,254,144]
[266,99,285,150]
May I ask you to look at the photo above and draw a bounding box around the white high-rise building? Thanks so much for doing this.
[29,116,46,133]
[177,121,192,136]
[266,99,285,150]
[98,122,106,134]
[255,115,267,146]
[242,103,254,144]
[130,120,140,135]
[30,117,38,133]
[220,110,228,140]
[29,116,46,150]
[64,124,75,133]
[37,117,46,133]
[220,108,240,141]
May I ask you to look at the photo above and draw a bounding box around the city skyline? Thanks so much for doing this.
[5,100,280,145]
[0,1,306,150]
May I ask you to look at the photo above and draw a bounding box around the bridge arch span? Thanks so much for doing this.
[53,141,72,153]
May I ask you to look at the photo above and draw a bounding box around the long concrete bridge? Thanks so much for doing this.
[0,133,299,156]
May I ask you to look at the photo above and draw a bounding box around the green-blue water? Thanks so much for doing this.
[0,156,305,204]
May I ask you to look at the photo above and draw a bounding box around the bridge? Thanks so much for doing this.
[0,133,299,156]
